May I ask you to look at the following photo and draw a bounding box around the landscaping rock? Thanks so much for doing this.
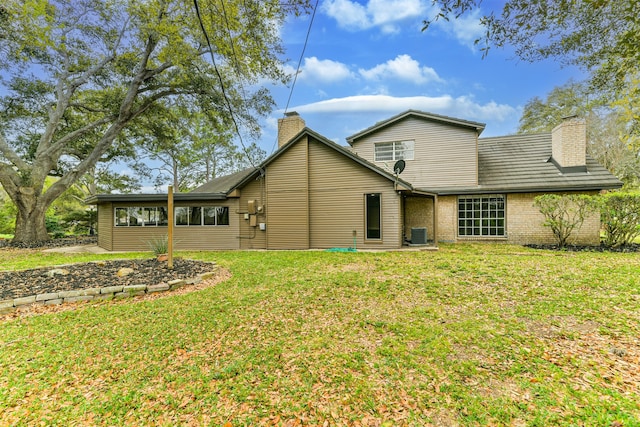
[117,267,135,277]
[47,268,69,277]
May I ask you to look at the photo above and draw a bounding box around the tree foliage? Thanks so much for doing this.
[423,0,640,140]
[424,0,639,92]
[534,194,597,247]
[599,191,640,247]
[134,107,266,192]
[0,0,309,242]
[517,81,640,186]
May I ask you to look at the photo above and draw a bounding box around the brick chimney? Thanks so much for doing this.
[551,115,587,173]
[277,112,305,148]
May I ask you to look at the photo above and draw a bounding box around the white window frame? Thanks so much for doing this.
[374,140,414,162]
[457,195,506,237]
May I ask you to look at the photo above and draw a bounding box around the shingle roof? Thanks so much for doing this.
[429,133,622,195]
[346,109,486,144]
[191,168,257,194]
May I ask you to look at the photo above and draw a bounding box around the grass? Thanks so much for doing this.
[1,244,639,426]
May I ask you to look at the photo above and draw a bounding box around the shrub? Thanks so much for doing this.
[599,191,640,247]
[534,194,597,247]
[147,234,170,256]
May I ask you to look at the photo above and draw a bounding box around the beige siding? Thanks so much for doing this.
[308,139,402,249]
[110,200,240,252]
[351,116,478,188]
[97,202,113,250]
[239,178,267,249]
[266,137,309,249]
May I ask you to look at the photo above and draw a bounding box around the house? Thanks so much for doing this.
[87,110,622,251]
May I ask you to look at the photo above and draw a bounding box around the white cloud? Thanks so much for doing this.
[359,54,442,84]
[298,57,355,84]
[322,0,431,33]
[290,94,517,122]
[435,9,485,50]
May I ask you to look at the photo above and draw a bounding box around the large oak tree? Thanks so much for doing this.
[0,0,308,243]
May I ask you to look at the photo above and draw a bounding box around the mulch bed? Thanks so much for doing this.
[0,258,217,301]
[525,243,640,252]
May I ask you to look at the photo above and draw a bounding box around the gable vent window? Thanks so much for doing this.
[374,140,414,162]
[458,195,505,237]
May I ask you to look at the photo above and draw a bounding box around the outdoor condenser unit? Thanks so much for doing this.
[411,227,427,245]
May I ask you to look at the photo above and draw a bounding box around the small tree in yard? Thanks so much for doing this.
[599,192,640,247]
[534,194,597,247]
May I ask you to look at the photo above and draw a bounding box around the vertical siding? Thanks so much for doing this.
[97,202,113,250]
[308,139,402,249]
[110,200,240,252]
[239,177,267,249]
[351,116,478,188]
[266,137,309,249]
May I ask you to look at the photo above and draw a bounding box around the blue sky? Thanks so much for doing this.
[257,0,586,154]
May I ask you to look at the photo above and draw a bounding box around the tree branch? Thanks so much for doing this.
[0,132,29,170]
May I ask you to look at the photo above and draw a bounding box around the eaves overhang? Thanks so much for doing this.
[85,192,227,204]
[423,183,623,196]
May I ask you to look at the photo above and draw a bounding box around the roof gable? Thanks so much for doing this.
[224,127,415,193]
[346,109,486,145]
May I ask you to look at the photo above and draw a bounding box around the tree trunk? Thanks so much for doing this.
[12,187,51,243]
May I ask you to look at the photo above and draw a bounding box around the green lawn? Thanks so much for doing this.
[1,244,639,426]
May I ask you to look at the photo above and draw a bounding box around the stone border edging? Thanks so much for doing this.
[0,264,218,315]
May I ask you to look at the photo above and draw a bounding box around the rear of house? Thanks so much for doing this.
[88,110,622,251]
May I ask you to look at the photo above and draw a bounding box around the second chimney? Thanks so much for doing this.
[277,112,305,148]
[551,115,587,173]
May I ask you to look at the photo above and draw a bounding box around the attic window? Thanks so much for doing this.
[374,140,414,162]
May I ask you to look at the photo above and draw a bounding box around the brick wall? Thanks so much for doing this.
[404,197,434,242]
[551,117,586,168]
[277,113,305,148]
[435,192,601,245]
[506,192,600,245]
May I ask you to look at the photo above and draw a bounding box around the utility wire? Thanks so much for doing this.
[193,0,258,169]
[270,0,319,154]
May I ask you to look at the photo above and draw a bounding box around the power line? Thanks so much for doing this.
[270,0,319,154]
[193,0,258,169]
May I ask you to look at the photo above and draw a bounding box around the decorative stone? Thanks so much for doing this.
[147,283,170,293]
[59,288,101,298]
[168,279,185,290]
[46,268,69,277]
[95,293,114,301]
[44,299,63,305]
[117,267,135,277]
[0,300,14,309]
[13,296,37,307]
[101,286,123,294]
[115,290,143,298]
[123,285,147,293]
[185,277,201,285]
[199,271,217,280]
[36,292,60,302]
